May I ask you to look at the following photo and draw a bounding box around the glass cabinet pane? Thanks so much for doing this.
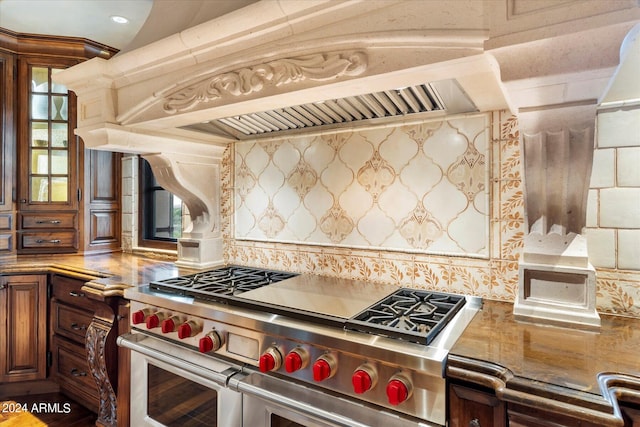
[27,65,71,204]
[31,177,48,202]
[51,178,68,202]
[51,123,68,147]
[51,96,67,120]
[31,149,48,174]
[31,67,48,91]
[31,122,48,147]
[31,94,48,120]
[50,68,68,94]
[51,150,68,174]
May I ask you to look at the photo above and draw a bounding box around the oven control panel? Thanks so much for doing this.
[128,301,443,419]
[129,302,263,365]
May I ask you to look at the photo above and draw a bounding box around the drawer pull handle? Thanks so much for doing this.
[470,419,481,427]
[69,291,85,298]
[36,239,61,244]
[0,284,5,290]
[70,323,87,331]
[70,368,87,377]
[36,220,61,224]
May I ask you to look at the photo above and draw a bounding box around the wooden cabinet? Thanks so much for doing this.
[449,382,507,427]
[0,50,16,254]
[79,146,122,253]
[1,28,120,255]
[447,377,625,427]
[50,274,100,412]
[623,405,640,426]
[0,275,47,382]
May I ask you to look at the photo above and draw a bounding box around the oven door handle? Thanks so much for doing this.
[117,333,233,387]
[235,376,372,427]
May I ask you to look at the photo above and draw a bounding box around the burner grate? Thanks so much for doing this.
[149,266,298,302]
[346,289,466,345]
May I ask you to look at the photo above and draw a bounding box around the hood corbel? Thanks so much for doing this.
[143,152,225,269]
[74,123,226,268]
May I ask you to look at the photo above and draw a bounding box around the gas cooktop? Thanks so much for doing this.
[126,264,482,425]
[149,265,466,345]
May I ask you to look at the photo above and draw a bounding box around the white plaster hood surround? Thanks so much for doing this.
[54,0,640,274]
[55,0,510,267]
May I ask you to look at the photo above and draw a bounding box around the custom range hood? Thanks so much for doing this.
[54,0,510,267]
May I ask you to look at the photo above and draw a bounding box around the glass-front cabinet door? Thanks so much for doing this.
[17,57,79,254]
[18,58,77,211]
[30,67,70,203]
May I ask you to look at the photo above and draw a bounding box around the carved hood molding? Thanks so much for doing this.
[162,51,368,114]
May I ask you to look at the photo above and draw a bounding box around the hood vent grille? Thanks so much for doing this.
[181,79,477,139]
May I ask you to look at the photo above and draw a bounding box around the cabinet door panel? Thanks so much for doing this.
[449,383,506,427]
[0,275,47,382]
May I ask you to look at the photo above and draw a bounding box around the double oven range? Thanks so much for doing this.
[118,265,481,427]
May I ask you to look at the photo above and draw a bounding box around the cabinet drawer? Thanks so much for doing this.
[21,231,77,249]
[20,212,76,229]
[52,337,99,411]
[51,275,99,310]
[53,301,93,342]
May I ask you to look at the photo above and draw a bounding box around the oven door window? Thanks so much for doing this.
[147,364,218,426]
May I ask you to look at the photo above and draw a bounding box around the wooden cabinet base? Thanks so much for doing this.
[448,382,507,427]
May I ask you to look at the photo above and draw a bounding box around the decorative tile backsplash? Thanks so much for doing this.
[234,114,490,257]
[223,112,522,303]
[220,110,640,318]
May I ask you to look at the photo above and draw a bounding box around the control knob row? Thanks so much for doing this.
[258,346,412,405]
[132,309,202,339]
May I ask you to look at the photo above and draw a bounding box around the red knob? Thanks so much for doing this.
[313,359,332,382]
[352,370,373,394]
[199,331,223,353]
[131,310,147,324]
[199,336,214,353]
[285,352,303,373]
[177,321,200,339]
[386,379,409,405]
[146,314,160,329]
[259,353,276,372]
[259,347,282,372]
[177,323,192,339]
[161,318,175,333]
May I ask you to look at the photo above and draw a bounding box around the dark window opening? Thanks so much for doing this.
[138,157,182,249]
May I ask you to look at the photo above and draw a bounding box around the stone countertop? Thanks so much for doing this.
[448,299,640,424]
[0,253,199,297]
[4,253,640,422]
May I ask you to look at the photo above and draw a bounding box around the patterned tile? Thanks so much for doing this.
[234,114,490,256]
[221,109,639,319]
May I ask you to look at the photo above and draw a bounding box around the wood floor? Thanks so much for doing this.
[0,393,96,427]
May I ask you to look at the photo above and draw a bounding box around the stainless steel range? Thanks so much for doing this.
[118,265,481,427]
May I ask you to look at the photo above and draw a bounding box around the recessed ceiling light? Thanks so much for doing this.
[110,15,129,24]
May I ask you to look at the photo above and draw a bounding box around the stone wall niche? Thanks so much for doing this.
[514,106,601,329]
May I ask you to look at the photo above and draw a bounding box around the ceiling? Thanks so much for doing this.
[0,0,257,51]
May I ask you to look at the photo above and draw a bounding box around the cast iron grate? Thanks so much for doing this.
[346,289,466,345]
